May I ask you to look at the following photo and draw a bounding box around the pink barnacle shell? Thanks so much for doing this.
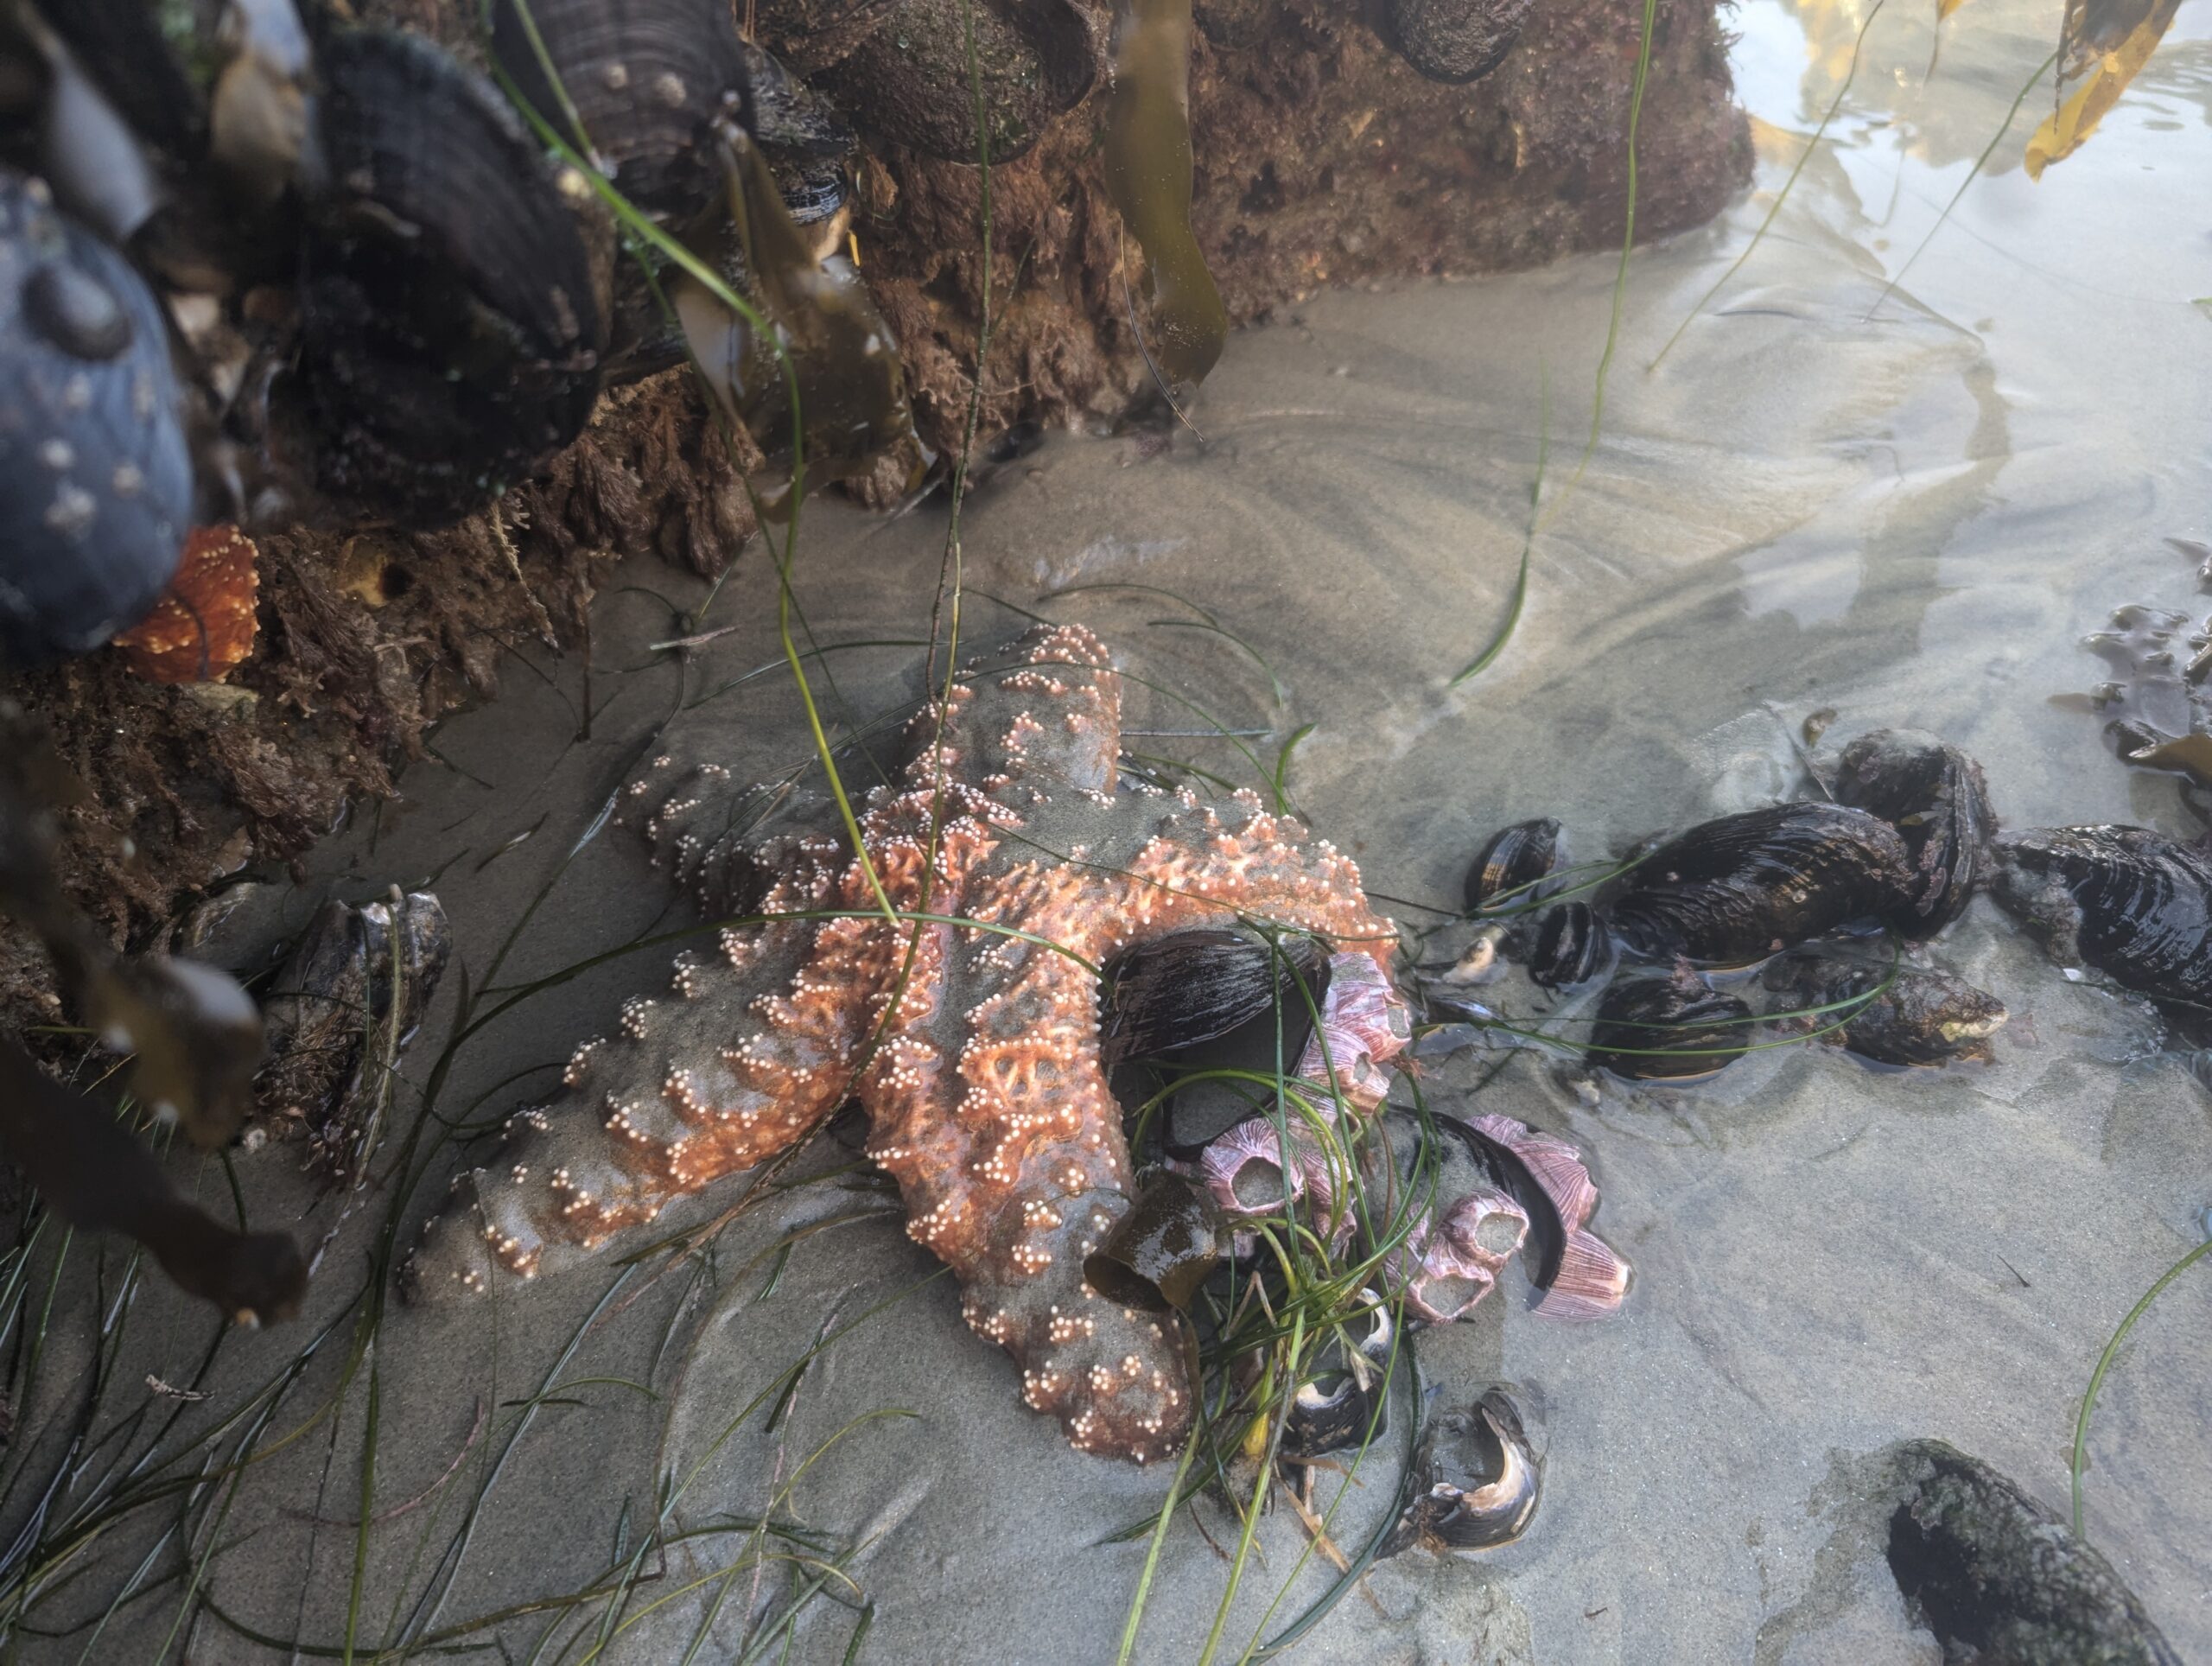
[1198,1118,1307,1217]
[1296,952,1412,1116]
[1383,1184,1530,1324]
[1469,1110,1631,1321]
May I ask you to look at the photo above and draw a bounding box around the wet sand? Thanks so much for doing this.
[10,0,2212,1657]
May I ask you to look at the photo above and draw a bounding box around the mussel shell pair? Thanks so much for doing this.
[1833,729,1995,934]
[1525,900,1611,989]
[1990,824,2212,1012]
[1762,953,2005,1068]
[1605,804,1915,969]
[0,168,193,666]
[1586,961,1754,1081]
[1099,928,1327,1071]
[297,29,607,526]
[1464,817,1566,915]
[1383,0,1535,85]
[1390,1388,1541,1553]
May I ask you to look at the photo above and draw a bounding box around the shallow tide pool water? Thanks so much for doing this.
[17,0,2212,1658]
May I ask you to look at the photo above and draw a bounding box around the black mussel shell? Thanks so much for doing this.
[1283,1294,1395,1460]
[258,892,449,1177]
[1390,1388,1541,1554]
[1384,0,1534,84]
[1763,953,2005,1067]
[1464,817,1566,915]
[1990,825,2212,1011]
[490,0,747,226]
[1586,962,1753,1081]
[297,28,606,527]
[1526,900,1610,989]
[1833,729,1996,934]
[1605,804,1915,968]
[740,41,856,229]
[823,0,1095,163]
[1082,1168,1224,1313]
[1885,1440,2183,1666]
[1100,929,1327,1069]
[0,169,192,667]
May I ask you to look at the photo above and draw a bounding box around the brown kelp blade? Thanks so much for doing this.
[1083,1167,1226,1313]
[675,120,918,513]
[2026,0,2183,178]
[1103,0,1225,391]
[0,1038,306,1324]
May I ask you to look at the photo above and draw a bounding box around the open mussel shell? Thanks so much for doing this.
[1384,0,1534,85]
[1605,803,1915,969]
[1390,1388,1541,1554]
[1832,729,1996,934]
[1762,953,2005,1067]
[1586,961,1755,1082]
[1464,817,1567,915]
[1100,928,1326,1069]
[0,169,193,667]
[824,0,1096,163]
[1082,1168,1224,1313]
[1283,1293,1395,1460]
[489,0,747,226]
[296,28,606,527]
[1526,900,1611,989]
[1990,824,2212,1010]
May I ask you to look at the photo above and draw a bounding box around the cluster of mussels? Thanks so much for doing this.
[0,0,912,672]
[1450,726,2212,1081]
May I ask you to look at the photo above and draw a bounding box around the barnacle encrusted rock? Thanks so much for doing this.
[404,623,1401,1461]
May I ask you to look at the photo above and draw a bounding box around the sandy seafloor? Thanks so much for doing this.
[11,0,2212,1658]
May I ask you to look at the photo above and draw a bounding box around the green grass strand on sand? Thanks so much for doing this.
[2071,1232,2212,1541]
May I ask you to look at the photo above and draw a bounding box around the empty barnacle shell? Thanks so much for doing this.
[1282,1293,1395,1460]
[1295,951,1410,1114]
[1605,804,1915,969]
[1586,960,1755,1082]
[1198,1116,1310,1217]
[1380,1185,1529,1323]
[0,167,193,668]
[1082,1167,1224,1313]
[1457,1110,1629,1319]
[1832,729,1996,934]
[1389,1388,1541,1554]
[1099,928,1326,1068]
[293,28,607,527]
[111,524,258,683]
[820,0,1096,163]
[1383,0,1534,85]
[1990,824,2212,1012]
[1464,817,1567,915]
[1762,952,2006,1067]
[1525,900,1611,989]
[489,0,749,226]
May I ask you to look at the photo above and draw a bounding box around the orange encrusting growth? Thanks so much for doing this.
[404,624,1402,1462]
[111,524,260,683]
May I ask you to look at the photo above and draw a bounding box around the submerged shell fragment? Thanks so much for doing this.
[1605,804,1915,968]
[1283,1293,1395,1460]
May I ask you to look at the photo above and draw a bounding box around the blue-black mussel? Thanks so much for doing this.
[1833,728,1995,934]
[1525,898,1611,989]
[1989,824,2212,1015]
[1761,952,2005,1067]
[1586,959,1755,1081]
[1464,817,1567,915]
[291,28,607,527]
[0,168,193,667]
[1605,803,1914,969]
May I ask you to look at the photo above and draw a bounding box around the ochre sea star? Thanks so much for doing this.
[404,624,1400,1460]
